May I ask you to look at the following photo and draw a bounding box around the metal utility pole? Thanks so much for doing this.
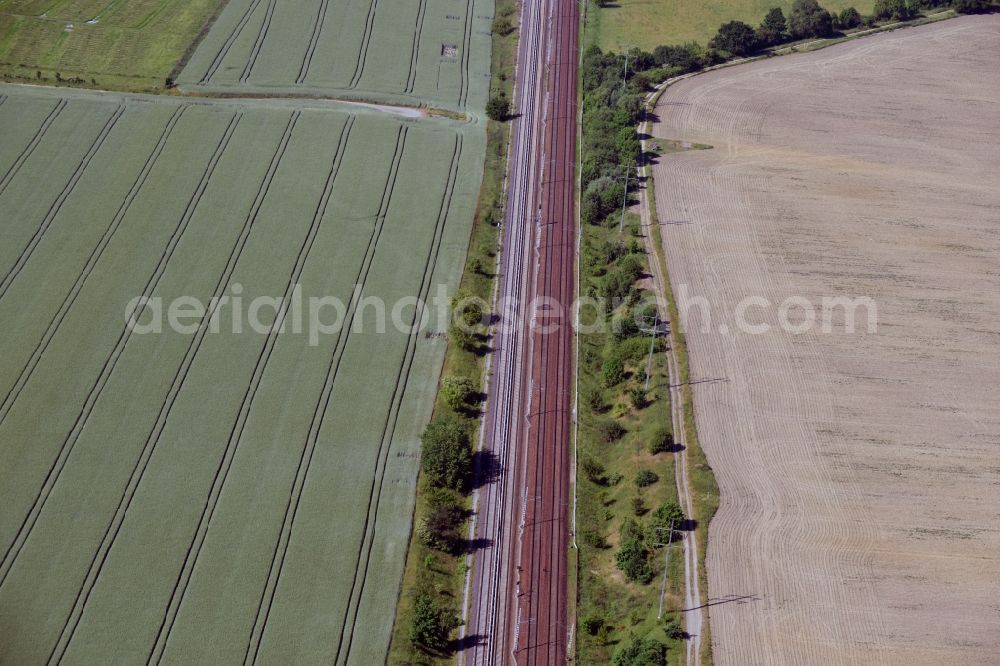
[653,521,676,620]
[636,312,662,390]
[620,44,635,91]
[619,161,632,233]
[645,314,657,390]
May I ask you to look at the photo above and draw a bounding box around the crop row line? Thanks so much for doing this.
[45,111,300,665]
[0,104,125,303]
[0,109,240,658]
[240,0,277,83]
[0,105,187,432]
[349,0,380,90]
[200,0,266,84]
[459,0,475,108]
[337,132,464,665]
[0,110,242,623]
[145,114,356,664]
[0,99,66,205]
[404,0,428,94]
[242,125,410,666]
[297,0,333,84]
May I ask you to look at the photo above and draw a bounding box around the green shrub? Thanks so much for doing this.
[873,0,916,19]
[649,500,685,541]
[583,614,604,635]
[595,418,627,443]
[585,385,608,412]
[614,636,666,665]
[492,16,514,35]
[634,469,659,487]
[486,94,511,121]
[615,537,653,584]
[620,517,644,542]
[418,502,464,552]
[663,617,686,639]
[582,456,607,485]
[629,385,648,409]
[441,375,477,411]
[709,20,760,56]
[581,528,607,549]
[758,7,788,45]
[601,355,626,387]
[647,427,673,454]
[409,595,453,650]
[421,416,472,491]
[837,6,863,28]
[789,0,834,38]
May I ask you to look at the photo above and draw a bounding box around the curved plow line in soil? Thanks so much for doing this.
[347,0,379,90]
[403,0,427,95]
[199,0,267,84]
[0,106,187,429]
[238,0,276,84]
[338,133,463,665]
[0,111,244,594]
[242,126,409,666]
[296,0,332,84]
[146,115,356,664]
[45,112,300,666]
[0,99,66,199]
[458,0,474,108]
[0,104,125,302]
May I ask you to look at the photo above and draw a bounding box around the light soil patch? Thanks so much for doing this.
[649,16,1000,665]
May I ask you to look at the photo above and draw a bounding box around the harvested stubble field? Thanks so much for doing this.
[177,0,494,111]
[0,0,221,90]
[648,16,1000,665]
[0,84,482,663]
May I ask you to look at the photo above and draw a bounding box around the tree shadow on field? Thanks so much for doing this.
[470,449,501,490]
[459,537,492,554]
[678,517,698,533]
[449,633,484,653]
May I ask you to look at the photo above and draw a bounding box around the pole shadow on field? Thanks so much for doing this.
[684,593,760,612]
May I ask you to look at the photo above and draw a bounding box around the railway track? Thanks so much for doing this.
[460,0,578,662]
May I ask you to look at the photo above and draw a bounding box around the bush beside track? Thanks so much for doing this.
[387,1,518,662]
[574,32,694,664]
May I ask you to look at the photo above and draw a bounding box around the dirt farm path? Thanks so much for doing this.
[649,16,1000,665]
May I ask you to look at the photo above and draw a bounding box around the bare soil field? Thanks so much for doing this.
[649,16,1000,665]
